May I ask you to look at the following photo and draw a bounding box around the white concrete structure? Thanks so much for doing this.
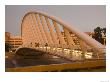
[20,11,106,60]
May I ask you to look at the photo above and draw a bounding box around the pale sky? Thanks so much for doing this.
[5,5,106,36]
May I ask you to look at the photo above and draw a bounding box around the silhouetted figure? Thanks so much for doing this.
[45,43,48,47]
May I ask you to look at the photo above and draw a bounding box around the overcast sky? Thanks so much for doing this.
[5,5,106,36]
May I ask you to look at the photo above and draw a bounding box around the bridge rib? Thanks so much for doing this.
[31,14,44,46]
[30,11,105,51]
[39,15,54,46]
[45,17,59,46]
[20,11,106,59]
[36,14,48,45]
[29,14,41,46]
[53,20,67,48]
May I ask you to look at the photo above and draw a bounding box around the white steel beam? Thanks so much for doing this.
[63,27,75,49]
[45,17,59,47]
[36,14,48,45]
[31,14,44,46]
[53,20,66,48]
[39,15,53,46]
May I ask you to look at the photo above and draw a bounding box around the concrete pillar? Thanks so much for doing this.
[39,15,53,46]
[36,14,48,45]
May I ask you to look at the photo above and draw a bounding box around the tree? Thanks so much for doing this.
[92,27,103,44]
[102,28,106,36]
[102,28,106,45]
[5,43,12,52]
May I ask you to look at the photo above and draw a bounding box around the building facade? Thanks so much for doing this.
[5,32,22,51]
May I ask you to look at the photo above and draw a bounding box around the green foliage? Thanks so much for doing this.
[5,43,12,52]
[92,27,106,45]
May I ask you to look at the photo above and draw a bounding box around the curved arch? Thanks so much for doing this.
[21,11,105,53]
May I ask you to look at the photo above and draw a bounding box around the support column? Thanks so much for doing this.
[45,17,59,47]
[63,27,75,49]
[29,15,38,46]
[53,21,66,48]
[36,14,48,45]
[23,16,33,46]
[26,16,36,47]
[29,14,41,47]
[22,18,28,46]
[39,15,53,46]
[31,14,44,46]
[22,20,27,46]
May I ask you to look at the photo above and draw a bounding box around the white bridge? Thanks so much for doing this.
[16,11,106,61]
